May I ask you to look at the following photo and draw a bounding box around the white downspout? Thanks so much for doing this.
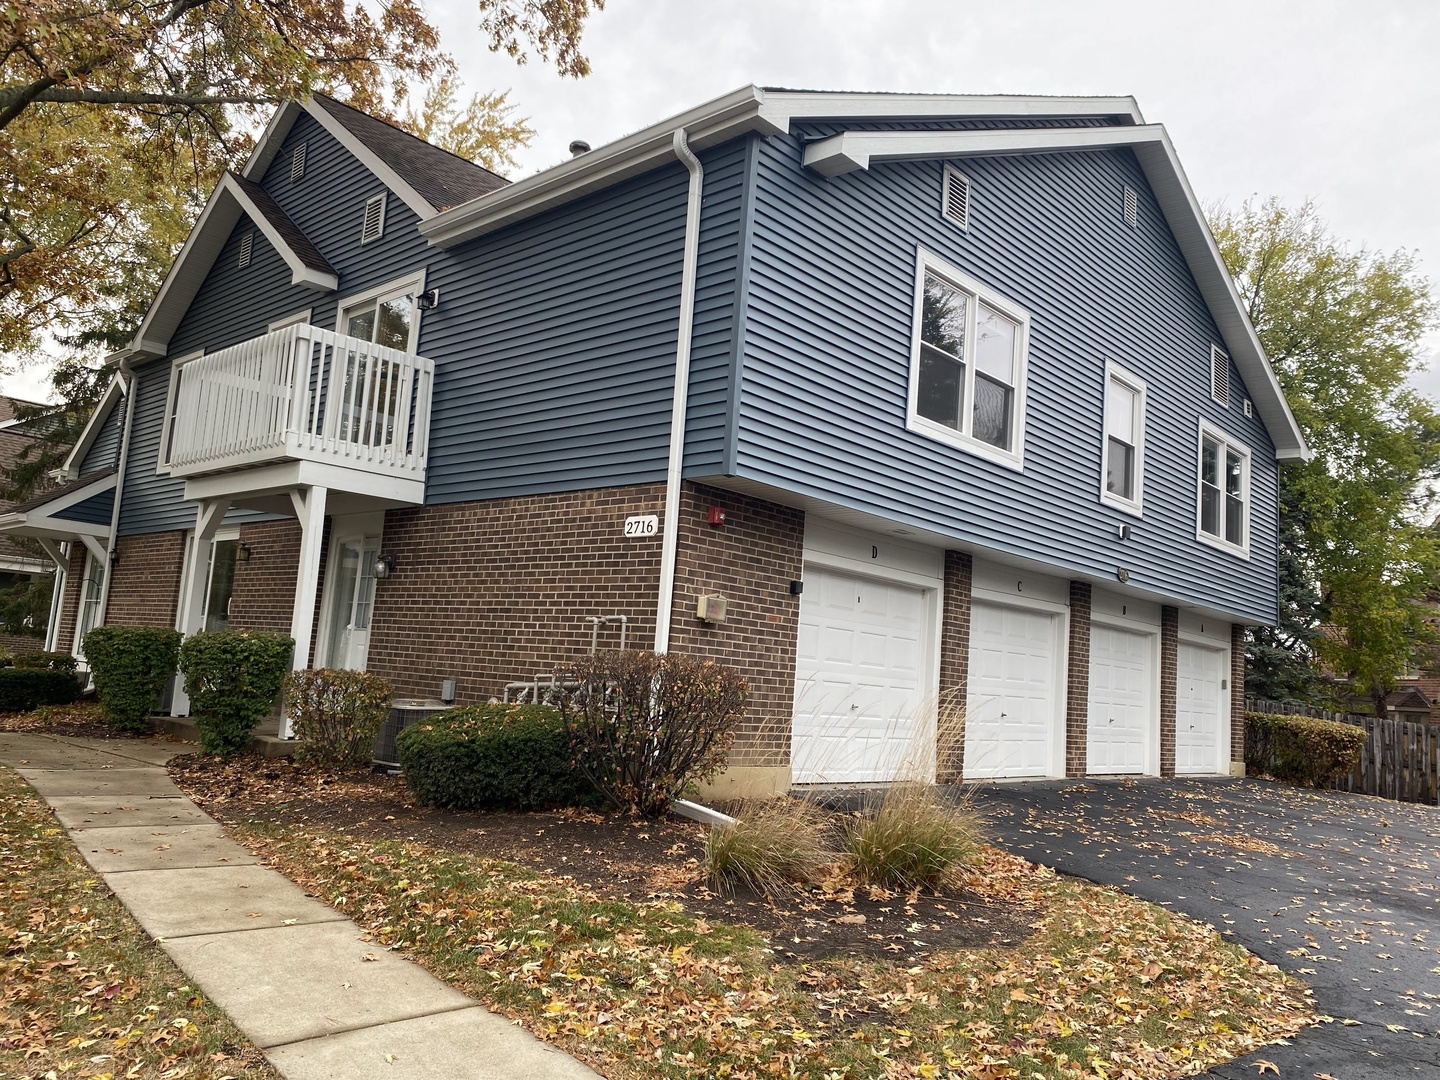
[654,129,704,655]
[94,359,136,630]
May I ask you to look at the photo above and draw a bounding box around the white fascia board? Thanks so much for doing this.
[128,174,335,359]
[60,375,126,478]
[421,85,782,248]
[301,99,437,220]
[804,125,1310,462]
[0,554,51,575]
[218,174,338,291]
[761,91,1143,129]
[240,100,303,181]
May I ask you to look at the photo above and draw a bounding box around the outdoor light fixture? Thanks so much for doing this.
[414,288,440,311]
[237,542,252,562]
[108,548,119,567]
[373,553,397,579]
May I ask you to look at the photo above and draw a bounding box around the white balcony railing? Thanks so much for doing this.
[166,324,434,484]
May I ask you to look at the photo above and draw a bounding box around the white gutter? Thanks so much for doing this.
[654,130,704,655]
[94,356,137,630]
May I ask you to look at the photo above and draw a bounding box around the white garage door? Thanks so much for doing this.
[1177,643,1224,774]
[965,602,1058,779]
[1087,625,1152,775]
[792,567,927,783]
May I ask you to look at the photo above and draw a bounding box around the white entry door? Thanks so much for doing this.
[1176,642,1224,773]
[322,535,380,670]
[792,567,927,783]
[965,601,1059,779]
[1087,625,1152,774]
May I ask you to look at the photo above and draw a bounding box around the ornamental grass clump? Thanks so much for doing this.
[704,798,836,895]
[284,668,393,768]
[82,626,180,732]
[845,783,984,891]
[560,650,749,817]
[178,630,293,756]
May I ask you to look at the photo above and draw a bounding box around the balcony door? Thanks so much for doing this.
[321,533,380,671]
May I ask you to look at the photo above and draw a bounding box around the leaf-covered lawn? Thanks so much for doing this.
[0,767,278,1080]
[233,820,1314,1080]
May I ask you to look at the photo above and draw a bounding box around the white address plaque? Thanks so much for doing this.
[624,514,659,538]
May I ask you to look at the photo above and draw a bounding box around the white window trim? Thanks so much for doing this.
[333,269,426,354]
[906,247,1030,471]
[1099,361,1146,517]
[268,308,312,332]
[1195,419,1251,559]
[71,550,107,659]
[156,349,205,476]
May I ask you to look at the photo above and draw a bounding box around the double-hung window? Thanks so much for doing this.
[1197,422,1250,555]
[1101,364,1145,514]
[908,250,1030,468]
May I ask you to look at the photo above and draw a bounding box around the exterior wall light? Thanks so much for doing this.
[237,542,252,562]
[373,553,397,579]
[414,288,440,311]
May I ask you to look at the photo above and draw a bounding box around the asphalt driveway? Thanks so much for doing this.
[968,777,1440,1078]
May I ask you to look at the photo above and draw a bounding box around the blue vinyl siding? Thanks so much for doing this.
[53,489,114,526]
[78,398,125,475]
[735,131,1280,622]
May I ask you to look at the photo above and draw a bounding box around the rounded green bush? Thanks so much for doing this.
[179,631,294,756]
[0,668,80,712]
[83,626,181,733]
[1245,711,1368,788]
[396,704,595,811]
[285,668,393,768]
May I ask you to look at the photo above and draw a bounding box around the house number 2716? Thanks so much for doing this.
[624,514,659,537]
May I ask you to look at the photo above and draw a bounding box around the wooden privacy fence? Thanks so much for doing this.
[1247,697,1440,806]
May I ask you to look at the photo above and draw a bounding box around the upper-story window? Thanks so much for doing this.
[1101,363,1146,515]
[907,250,1030,469]
[338,274,420,354]
[1197,421,1250,556]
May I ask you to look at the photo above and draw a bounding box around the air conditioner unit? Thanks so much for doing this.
[373,698,450,769]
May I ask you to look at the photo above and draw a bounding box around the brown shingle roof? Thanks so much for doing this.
[229,173,336,275]
[310,93,510,212]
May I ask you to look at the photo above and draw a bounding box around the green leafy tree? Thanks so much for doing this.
[1211,198,1440,714]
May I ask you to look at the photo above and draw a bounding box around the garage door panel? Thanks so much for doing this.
[1177,643,1224,774]
[1087,625,1152,775]
[793,566,930,784]
[965,601,1058,779]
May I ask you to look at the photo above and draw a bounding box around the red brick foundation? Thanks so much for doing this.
[1230,623,1246,768]
[1064,581,1091,778]
[106,532,185,628]
[667,483,805,766]
[366,484,669,704]
[937,551,973,782]
[1160,605,1178,777]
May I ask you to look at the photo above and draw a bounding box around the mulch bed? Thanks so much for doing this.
[0,702,146,741]
[167,754,1034,962]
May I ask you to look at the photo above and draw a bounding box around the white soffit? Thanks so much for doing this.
[421,87,1143,248]
[802,124,1309,463]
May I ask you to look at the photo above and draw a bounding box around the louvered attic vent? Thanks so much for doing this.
[361,193,386,243]
[1210,345,1231,406]
[238,232,253,268]
[942,166,970,230]
[291,142,307,181]
[1123,185,1138,227]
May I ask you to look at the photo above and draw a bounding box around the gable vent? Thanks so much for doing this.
[361,193,386,243]
[238,232,253,269]
[1211,345,1231,406]
[291,142,307,181]
[1123,185,1138,227]
[942,166,970,230]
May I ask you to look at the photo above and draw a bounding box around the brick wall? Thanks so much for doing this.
[228,521,301,636]
[106,531,185,628]
[367,483,668,704]
[1230,622,1246,766]
[1159,605,1178,777]
[937,551,972,782]
[667,483,805,767]
[1065,580,1091,777]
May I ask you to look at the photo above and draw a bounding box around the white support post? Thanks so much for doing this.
[36,538,68,653]
[281,484,327,739]
[172,498,231,716]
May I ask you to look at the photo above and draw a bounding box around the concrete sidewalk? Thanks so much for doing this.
[0,732,600,1080]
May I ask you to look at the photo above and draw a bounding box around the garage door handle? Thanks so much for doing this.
[850,703,859,710]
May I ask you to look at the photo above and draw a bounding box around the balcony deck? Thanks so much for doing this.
[166,324,434,503]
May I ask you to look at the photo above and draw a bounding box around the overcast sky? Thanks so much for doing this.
[7,0,1436,402]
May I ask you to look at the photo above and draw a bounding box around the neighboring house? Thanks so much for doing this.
[0,88,1308,793]
[0,397,64,653]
